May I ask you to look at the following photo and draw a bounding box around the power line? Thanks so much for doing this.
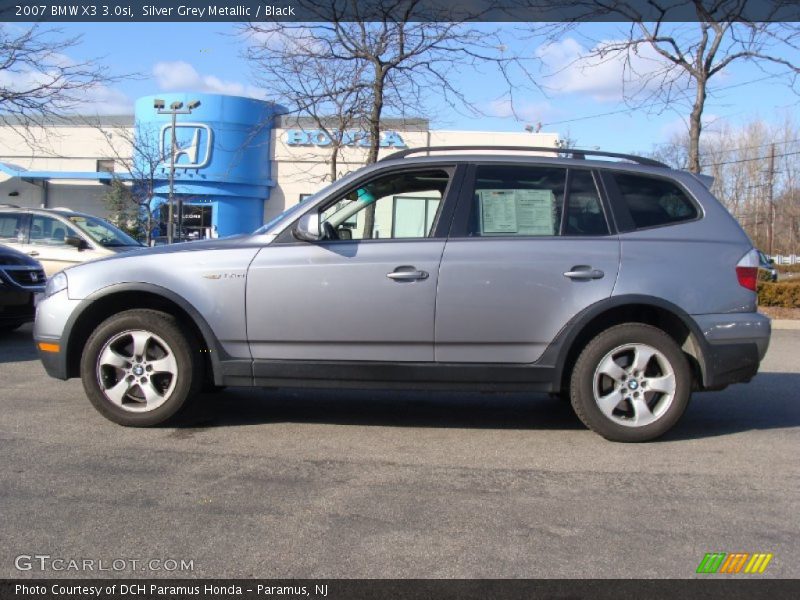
[656,137,800,154]
[700,149,800,168]
[540,72,795,129]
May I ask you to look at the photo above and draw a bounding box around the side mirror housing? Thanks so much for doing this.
[292,213,321,242]
[65,235,89,250]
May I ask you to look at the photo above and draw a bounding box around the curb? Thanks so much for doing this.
[770,319,800,330]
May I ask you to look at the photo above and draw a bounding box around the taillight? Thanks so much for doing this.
[736,249,759,292]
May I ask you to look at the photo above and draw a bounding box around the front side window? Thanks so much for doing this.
[67,215,142,247]
[319,169,450,241]
[29,216,81,247]
[613,173,699,229]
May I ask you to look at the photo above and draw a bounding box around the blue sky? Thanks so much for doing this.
[16,21,800,155]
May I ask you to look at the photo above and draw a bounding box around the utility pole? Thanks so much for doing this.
[153,98,201,244]
[767,143,776,256]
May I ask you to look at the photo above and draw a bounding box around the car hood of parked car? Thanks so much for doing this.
[0,243,42,266]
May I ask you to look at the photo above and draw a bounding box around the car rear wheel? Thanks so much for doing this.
[80,309,201,426]
[570,323,691,442]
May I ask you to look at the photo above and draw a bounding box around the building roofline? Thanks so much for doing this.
[0,115,135,128]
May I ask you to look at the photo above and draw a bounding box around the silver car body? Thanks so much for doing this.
[35,154,770,396]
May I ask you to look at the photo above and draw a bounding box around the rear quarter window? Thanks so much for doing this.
[613,173,699,229]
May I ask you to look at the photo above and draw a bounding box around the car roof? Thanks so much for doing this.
[0,206,96,219]
[368,153,688,183]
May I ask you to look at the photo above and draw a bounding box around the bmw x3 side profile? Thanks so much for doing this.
[34,147,771,442]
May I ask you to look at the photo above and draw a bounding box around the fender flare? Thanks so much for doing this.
[63,282,230,383]
[541,294,711,386]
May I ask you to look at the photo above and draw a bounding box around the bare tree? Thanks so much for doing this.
[540,1,800,173]
[242,0,530,167]
[94,123,167,246]
[243,1,531,233]
[648,115,800,254]
[1,25,121,137]
[247,39,371,184]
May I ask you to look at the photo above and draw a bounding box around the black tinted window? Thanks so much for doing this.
[614,174,698,229]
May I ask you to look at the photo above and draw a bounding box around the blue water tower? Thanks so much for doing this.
[134,93,285,237]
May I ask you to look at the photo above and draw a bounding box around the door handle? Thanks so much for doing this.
[387,266,429,281]
[564,266,604,280]
[27,251,39,257]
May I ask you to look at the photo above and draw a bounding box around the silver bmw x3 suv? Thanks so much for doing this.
[34,146,771,442]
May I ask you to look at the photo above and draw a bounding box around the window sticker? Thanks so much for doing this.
[479,189,555,235]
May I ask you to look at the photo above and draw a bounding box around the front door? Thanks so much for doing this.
[246,166,460,362]
[21,214,105,277]
[435,164,620,363]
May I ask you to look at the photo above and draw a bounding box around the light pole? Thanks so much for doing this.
[153,98,201,244]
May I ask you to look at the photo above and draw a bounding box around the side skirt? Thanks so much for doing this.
[221,359,558,392]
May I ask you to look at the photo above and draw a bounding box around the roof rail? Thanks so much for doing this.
[380,145,668,168]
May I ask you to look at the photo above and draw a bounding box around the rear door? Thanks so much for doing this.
[435,163,620,363]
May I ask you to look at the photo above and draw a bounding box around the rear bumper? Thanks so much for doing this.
[693,312,771,389]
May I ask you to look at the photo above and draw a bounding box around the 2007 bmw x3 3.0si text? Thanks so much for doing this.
[34,146,771,442]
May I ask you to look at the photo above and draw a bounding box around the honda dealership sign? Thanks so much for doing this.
[285,130,406,149]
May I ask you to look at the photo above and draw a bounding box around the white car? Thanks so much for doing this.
[0,206,143,277]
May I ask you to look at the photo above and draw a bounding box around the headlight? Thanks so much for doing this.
[44,271,68,297]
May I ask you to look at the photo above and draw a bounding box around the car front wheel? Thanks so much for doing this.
[570,323,692,442]
[80,309,201,426]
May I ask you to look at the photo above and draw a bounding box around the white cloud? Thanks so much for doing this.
[152,61,265,99]
[485,98,560,125]
[81,85,132,115]
[0,64,131,115]
[535,38,687,103]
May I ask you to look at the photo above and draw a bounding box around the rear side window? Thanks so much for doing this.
[613,174,698,229]
[466,165,608,237]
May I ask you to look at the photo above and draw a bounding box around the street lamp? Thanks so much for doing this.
[154,98,201,244]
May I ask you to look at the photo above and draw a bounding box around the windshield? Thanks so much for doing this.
[67,215,143,248]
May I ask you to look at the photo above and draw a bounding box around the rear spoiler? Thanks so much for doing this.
[691,173,715,189]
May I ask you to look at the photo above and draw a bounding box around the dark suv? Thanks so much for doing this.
[1,244,45,332]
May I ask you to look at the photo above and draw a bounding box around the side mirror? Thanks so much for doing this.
[768,258,775,265]
[65,235,89,250]
[292,213,321,242]
[338,228,352,241]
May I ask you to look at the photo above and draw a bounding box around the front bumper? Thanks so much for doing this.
[0,291,36,325]
[34,290,82,380]
[693,312,771,389]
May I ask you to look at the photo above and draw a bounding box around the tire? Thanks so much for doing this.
[569,323,691,442]
[80,309,201,426]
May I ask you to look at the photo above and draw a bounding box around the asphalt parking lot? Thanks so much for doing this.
[1,324,798,579]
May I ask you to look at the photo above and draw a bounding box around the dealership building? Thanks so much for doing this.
[0,93,559,238]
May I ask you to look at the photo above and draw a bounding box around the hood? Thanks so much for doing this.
[0,243,42,267]
[132,234,270,256]
[70,233,275,267]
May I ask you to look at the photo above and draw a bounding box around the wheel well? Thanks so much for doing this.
[558,304,703,392]
[66,291,213,381]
